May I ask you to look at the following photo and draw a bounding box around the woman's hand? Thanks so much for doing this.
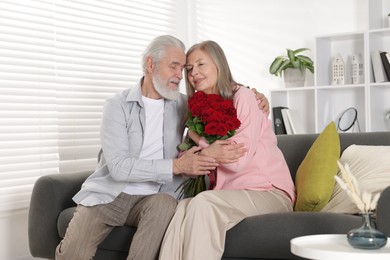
[200,140,247,164]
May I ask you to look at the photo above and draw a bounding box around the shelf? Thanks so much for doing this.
[315,84,365,90]
[270,89,315,134]
[370,85,390,131]
[315,32,365,86]
[316,87,366,132]
[270,0,390,134]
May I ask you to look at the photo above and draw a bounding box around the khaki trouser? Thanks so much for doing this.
[56,192,177,260]
[159,189,293,260]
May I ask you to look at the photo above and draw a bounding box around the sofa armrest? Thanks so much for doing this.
[376,185,390,237]
[28,171,92,259]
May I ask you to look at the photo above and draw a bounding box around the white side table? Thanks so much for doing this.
[291,234,390,260]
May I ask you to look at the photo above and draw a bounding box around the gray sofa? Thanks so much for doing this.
[28,131,390,260]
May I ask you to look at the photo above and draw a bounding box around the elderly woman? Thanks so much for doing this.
[159,40,296,260]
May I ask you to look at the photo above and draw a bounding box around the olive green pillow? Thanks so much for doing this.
[294,122,340,211]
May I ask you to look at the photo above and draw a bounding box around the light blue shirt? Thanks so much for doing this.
[73,78,188,206]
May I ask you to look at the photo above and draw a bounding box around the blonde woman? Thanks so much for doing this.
[159,41,296,260]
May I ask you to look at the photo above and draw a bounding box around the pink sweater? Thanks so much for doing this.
[202,87,296,202]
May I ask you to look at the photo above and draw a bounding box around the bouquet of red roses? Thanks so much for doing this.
[176,91,241,198]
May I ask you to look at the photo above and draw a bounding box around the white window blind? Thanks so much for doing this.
[0,0,177,213]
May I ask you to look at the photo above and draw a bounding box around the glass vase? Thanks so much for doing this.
[347,212,388,249]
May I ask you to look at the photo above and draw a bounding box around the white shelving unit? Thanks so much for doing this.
[270,0,390,134]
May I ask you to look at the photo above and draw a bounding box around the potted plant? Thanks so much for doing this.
[269,48,314,87]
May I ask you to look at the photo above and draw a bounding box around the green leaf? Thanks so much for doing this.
[292,60,301,68]
[287,49,295,62]
[178,142,191,151]
[307,64,315,73]
[227,130,236,137]
[269,56,285,75]
[193,117,202,123]
[186,117,194,128]
[293,48,310,55]
[277,60,291,76]
[296,55,313,65]
[207,135,218,144]
[220,135,228,140]
[195,123,204,134]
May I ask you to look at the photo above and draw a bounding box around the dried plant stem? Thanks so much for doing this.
[335,161,380,213]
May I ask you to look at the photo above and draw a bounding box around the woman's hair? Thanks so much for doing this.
[185,40,239,99]
[141,35,185,74]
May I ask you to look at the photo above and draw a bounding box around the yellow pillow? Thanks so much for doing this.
[294,122,340,211]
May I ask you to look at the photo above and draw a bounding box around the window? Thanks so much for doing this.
[0,0,178,213]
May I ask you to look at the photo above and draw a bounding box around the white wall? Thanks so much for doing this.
[1,1,366,259]
[187,0,367,99]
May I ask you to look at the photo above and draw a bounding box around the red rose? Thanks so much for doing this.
[225,116,241,130]
[220,100,234,112]
[185,91,241,141]
[204,110,222,123]
[204,122,229,136]
[189,92,208,116]
[201,107,217,122]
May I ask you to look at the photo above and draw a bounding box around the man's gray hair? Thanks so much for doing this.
[141,35,185,74]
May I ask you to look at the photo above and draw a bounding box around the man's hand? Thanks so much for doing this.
[251,88,270,116]
[173,146,218,177]
[200,140,246,164]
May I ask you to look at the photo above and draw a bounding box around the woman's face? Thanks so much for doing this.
[186,49,218,94]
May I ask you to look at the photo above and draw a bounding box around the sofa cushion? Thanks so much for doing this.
[57,207,76,238]
[223,211,361,259]
[294,122,340,211]
[322,145,390,214]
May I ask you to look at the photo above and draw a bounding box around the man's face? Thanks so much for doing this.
[153,47,186,100]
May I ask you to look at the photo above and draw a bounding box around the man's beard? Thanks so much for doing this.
[152,73,180,100]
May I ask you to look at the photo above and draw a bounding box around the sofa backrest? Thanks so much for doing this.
[276,131,390,181]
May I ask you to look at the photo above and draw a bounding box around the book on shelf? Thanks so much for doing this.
[281,108,294,134]
[380,51,390,81]
[273,107,305,135]
[371,50,388,83]
[272,106,287,135]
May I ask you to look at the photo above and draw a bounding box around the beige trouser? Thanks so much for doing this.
[158,189,293,260]
[56,192,177,260]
